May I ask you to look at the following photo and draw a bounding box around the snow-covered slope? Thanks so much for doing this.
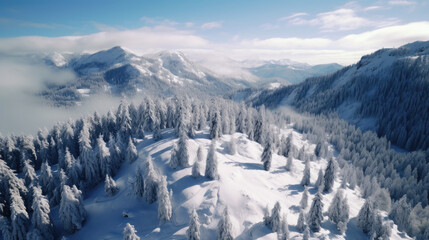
[62,127,408,240]
[235,41,429,151]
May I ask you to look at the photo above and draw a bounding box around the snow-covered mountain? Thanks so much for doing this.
[232,41,429,151]
[41,47,252,106]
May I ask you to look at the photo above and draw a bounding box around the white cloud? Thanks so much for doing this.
[0,26,209,55]
[286,8,399,31]
[278,12,308,21]
[338,21,429,50]
[200,21,223,30]
[240,37,333,49]
[388,0,416,6]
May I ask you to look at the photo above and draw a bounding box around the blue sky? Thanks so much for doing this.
[1,0,429,64]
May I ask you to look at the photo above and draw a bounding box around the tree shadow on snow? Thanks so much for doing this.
[229,162,263,170]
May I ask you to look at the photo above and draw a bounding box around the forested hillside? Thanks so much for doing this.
[0,96,428,239]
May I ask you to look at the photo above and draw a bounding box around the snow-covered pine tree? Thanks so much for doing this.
[323,157,336,193]
[308,192,324,232]
[277,213,289,240]
[328,190,349,234]
[157,176,172,222]
[39,161,55,200]
[315,169,324,191]
[300,187,309,209]
[59,185,87,233]
[205,141,218,180]
[10,188,29,240]
[285,156,293,172]
[281,133,292,158]
[108,135,122,173]
[261,134,273,171]
[303,225,310,240]
[270,201,282,232]
[153,119,162,141]
[177,132,190,168]
[217,207,233,240]
[79,121,99,188]
[388,195,411,233]
[31,186,54,240]
[357,199,375,234]
[192,146,203,178]
[123,223,140,240]
[370,214,391,240]
[133,167,144,198]
[23,160,37,186]
[95,135,111,178]
[105,175,118,197]
[210,105,221,140]
[126,137,138,163]
[169,145,179,169]
[296,208,306,232]
[300,158,311,186]
[254,106,266,144]
[143,156,159,204]
[372,188,391,212]
[187,209,201,240]
[263,205,271,226]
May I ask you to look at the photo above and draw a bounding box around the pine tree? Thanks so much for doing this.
[315,169,324,191]
[10,188,29,240]
[143,156,159,204]
[79,121,99,187]
[23,159,37,186]
[95,135,111,178]
[39,161,55,198]
[126,138,138,163]
[205,141,218,180]
[308,192,324,232]
[278,213,289,240]
[59,185,87,233]
[323,158,336,193]
[388,196,411,232]
[281,134,292,158]
[187,209,201,240]
[169,146,179,169]
[133,167,144,198]
[261,135,273,171]
[328,190,349,234]
[303,225,310,240]
[217,208,233,240]
[105,175,118,197]
[31,186,54,240]
[123,223,140,240]
[158,176,172,222]
[300,187,309,209]
[192,146,203,178]
[177,132,190,168]
[357,200,375,234]
[296,208,306,232]
[370,214,391,240]
[270,202,282,232]
[263,205,271,226]
[300,158,311,186]
[210,106,221,140]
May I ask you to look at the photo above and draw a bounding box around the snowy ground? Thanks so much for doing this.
[61,126,410,240]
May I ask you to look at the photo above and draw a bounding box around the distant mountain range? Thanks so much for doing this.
[248,62,342,85]
[230,41,429,151]
[41,47,252,106]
